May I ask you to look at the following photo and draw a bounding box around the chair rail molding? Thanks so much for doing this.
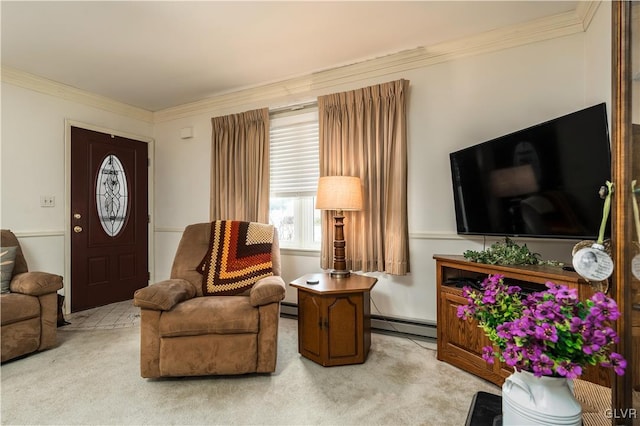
[10,230,65,238]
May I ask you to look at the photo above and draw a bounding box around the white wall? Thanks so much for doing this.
[1,4,612,323]
[152,5,612,324]
[0,82,153,299]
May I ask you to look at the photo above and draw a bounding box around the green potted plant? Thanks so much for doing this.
[463,237,563,266]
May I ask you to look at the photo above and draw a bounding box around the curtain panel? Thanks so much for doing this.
[318,79,410,275]
[210,108,270,223]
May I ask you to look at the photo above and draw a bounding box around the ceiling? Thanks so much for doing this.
[1,1,579,112]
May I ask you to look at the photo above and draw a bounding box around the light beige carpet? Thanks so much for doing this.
[1,313,501,425]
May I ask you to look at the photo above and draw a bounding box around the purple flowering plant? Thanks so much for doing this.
[456,274,626,379]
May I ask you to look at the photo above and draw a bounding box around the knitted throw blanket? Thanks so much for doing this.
[199,220,274,296]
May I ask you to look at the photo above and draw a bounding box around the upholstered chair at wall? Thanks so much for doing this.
[1,229,64,362]
[133,221,286,378]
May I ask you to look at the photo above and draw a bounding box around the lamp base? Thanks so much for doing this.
[330,269,351,278]
[329,212,350,279]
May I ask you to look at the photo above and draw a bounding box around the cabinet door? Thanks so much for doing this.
[326,294,364,365]
[298,291,323,363]
[441,291,492,358]
[439,290,500,381]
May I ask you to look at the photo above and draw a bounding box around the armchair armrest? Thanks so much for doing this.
[10,272,63,296]
[133,279,196,311]
[250,275,286,307]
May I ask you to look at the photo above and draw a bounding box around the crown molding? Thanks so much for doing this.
[1,67,154,123]
[1,2,601,125]
[575,0,602,32]
[154,3,598,123]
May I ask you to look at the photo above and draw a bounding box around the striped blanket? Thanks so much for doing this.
[198,220,274,296]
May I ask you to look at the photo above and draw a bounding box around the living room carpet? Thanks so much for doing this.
[1,311,502,425]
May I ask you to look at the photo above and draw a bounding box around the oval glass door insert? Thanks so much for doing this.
[96,154,128,237]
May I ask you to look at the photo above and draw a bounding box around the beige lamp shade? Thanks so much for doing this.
[316,176,363,211]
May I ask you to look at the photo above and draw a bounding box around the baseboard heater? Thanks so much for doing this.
[280,302,437,340]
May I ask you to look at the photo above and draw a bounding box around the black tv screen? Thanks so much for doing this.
[449,103,611,239]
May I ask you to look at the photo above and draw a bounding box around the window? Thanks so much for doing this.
[269,106,320,249]
[96,154,128,237]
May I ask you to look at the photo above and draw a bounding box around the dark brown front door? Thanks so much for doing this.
[71,126,149,312]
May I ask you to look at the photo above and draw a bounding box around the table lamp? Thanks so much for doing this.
[315,176,363,278]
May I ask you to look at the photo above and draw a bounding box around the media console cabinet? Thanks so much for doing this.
[434,254,611,387]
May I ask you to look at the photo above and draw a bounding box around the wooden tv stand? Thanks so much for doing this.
[434,254,611,387]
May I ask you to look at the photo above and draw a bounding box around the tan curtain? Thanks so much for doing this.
[210,108,270,223]
[319,79,410,275]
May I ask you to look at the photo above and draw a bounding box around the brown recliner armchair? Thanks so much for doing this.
[1,229,64,362]
[133,222,286,378]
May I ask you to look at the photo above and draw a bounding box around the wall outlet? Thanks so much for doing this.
[40,195,55,207]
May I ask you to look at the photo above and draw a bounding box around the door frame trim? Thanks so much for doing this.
[64,120,155,314]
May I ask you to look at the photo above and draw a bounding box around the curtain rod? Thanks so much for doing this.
[269,101,317,116]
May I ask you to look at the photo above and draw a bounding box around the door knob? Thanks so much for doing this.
[73,226,83,233]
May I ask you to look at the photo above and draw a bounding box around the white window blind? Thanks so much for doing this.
[269,106,320,249]
[270,109,319,196]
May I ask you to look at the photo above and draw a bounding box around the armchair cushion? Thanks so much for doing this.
[250,275,286,307]
[1,246,17,294]
[1,293,39,326]
[10,272,63,296]
[133,279,196,311]
[159,296,259,337]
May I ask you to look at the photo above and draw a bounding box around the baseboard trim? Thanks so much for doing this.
[280,302,298,318]
[280,302,437,340]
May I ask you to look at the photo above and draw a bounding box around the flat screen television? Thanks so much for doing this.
[449,103,611,240]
